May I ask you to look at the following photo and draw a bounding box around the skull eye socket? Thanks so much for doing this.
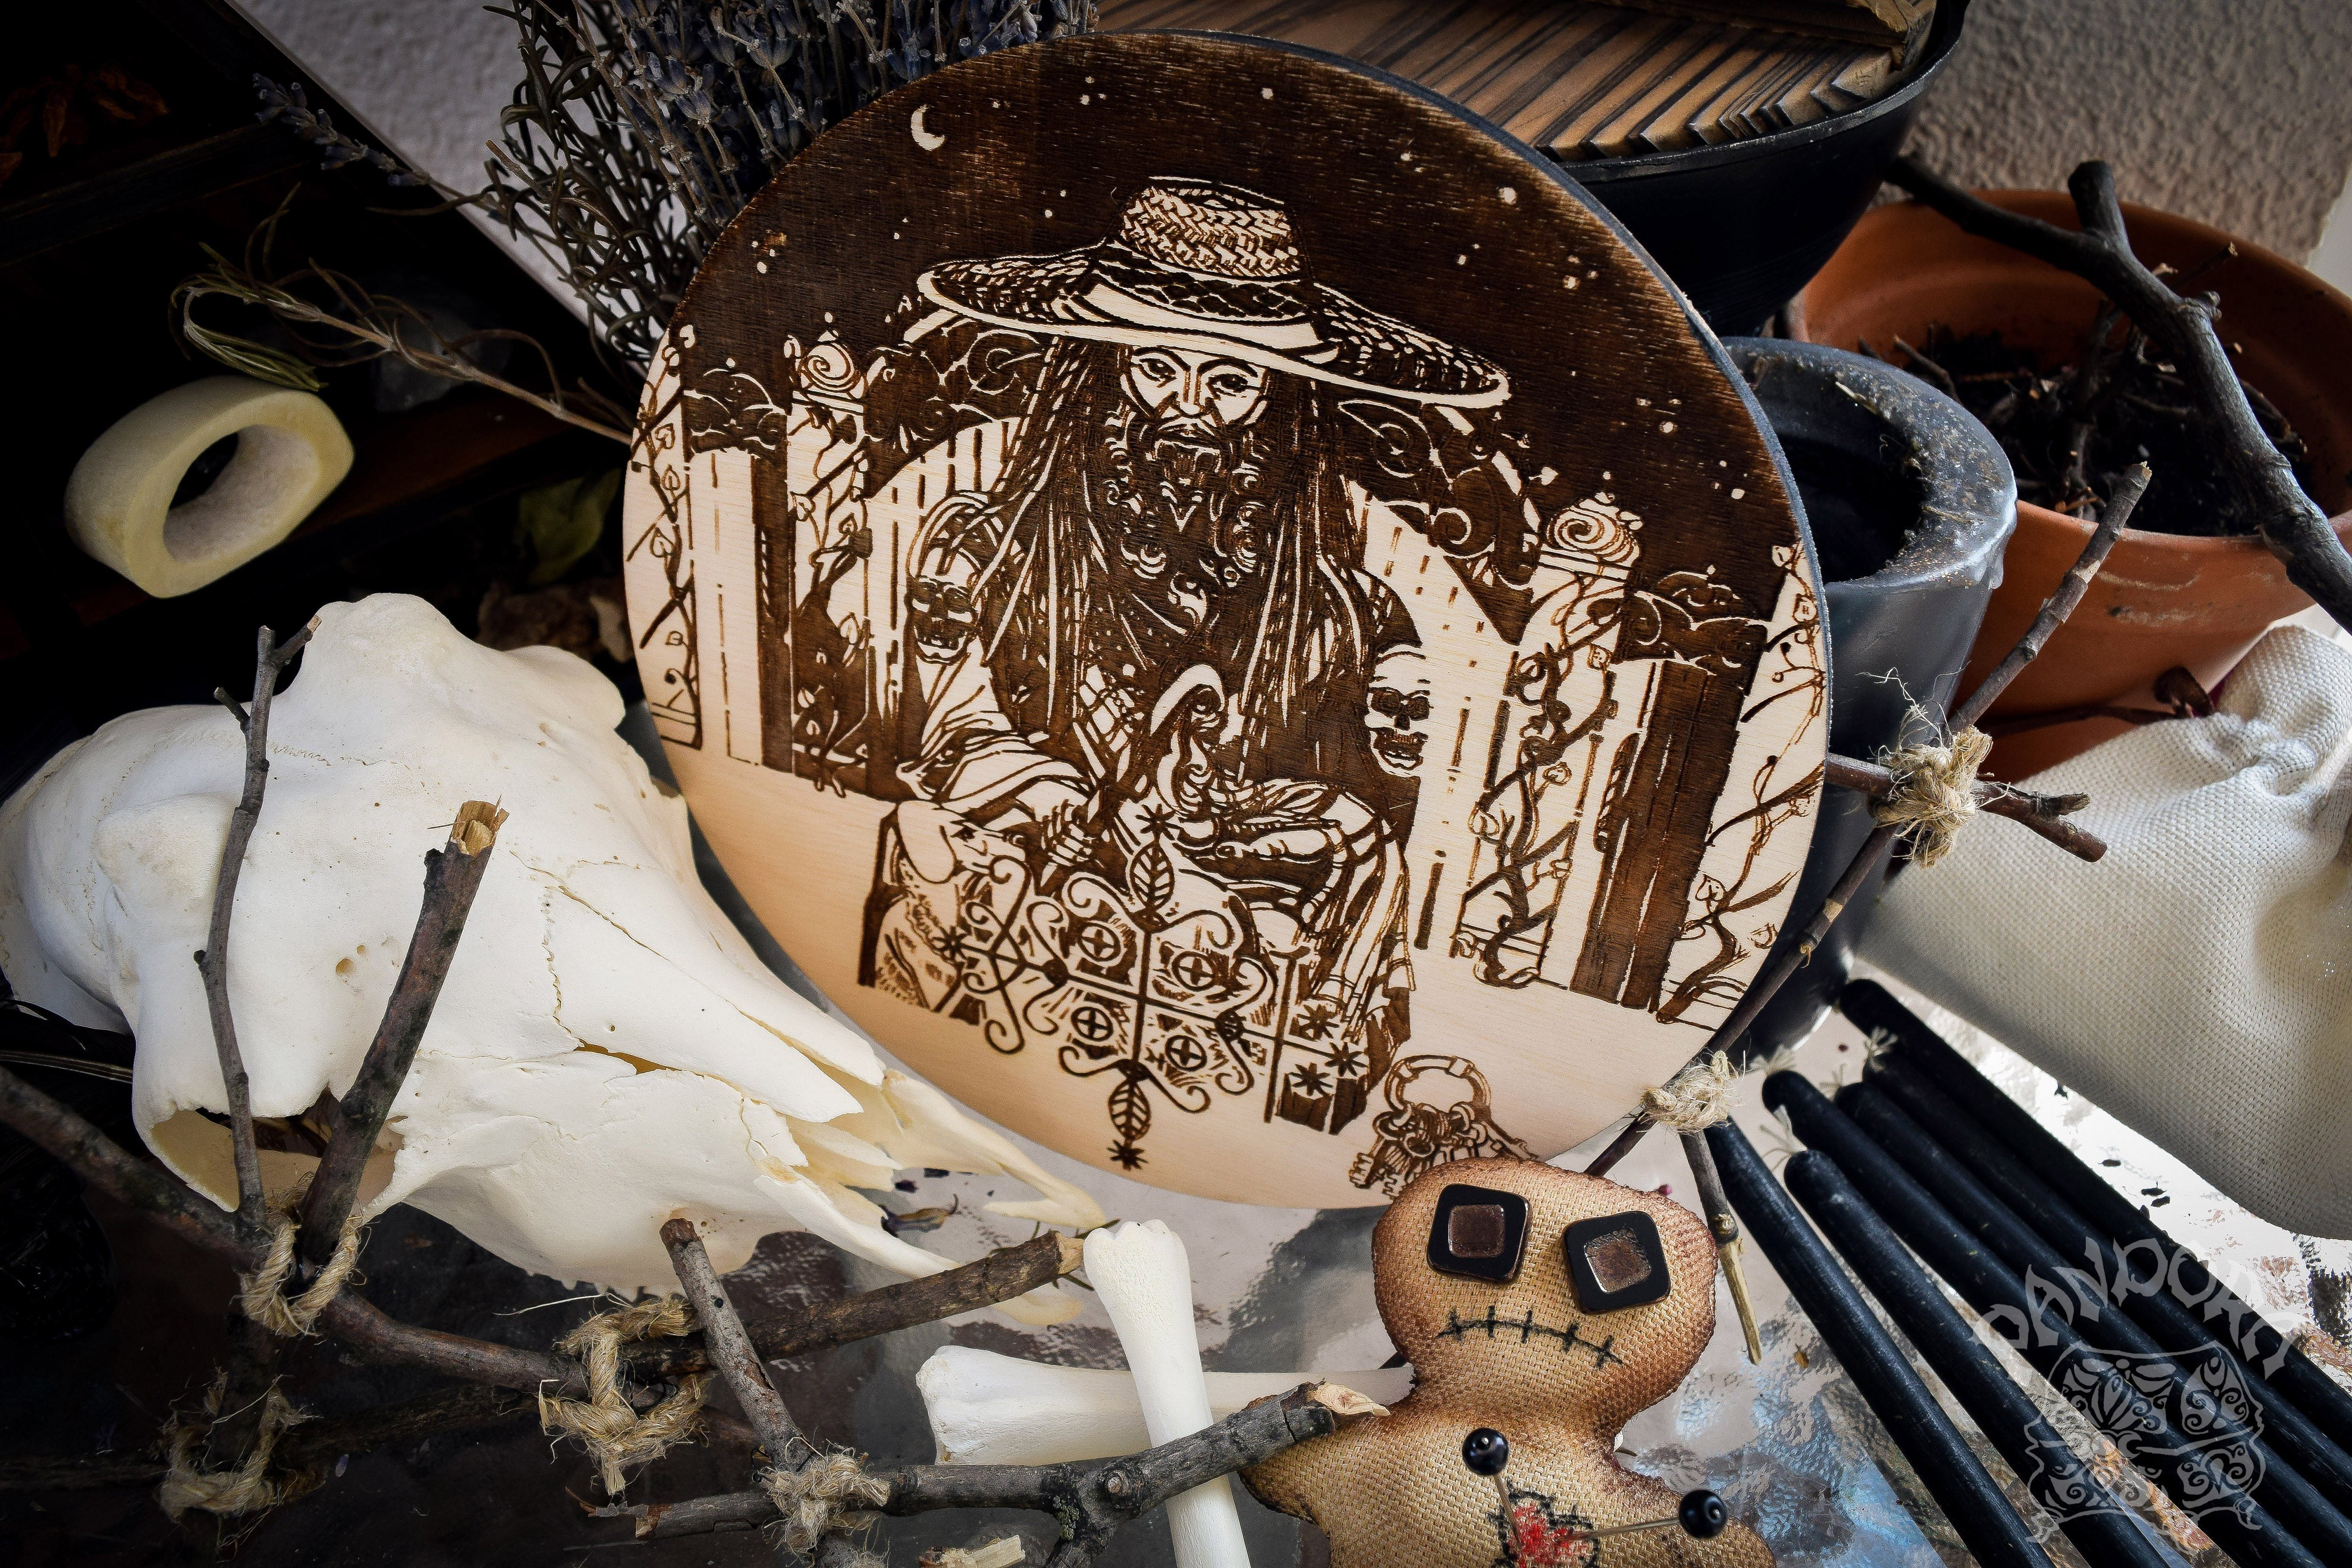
[1427,1183,1528,1283]
[1563,1210,1672,1312]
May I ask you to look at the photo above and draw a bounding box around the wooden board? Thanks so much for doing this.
[1100,0,1911,159]
[621,32,1824,1207]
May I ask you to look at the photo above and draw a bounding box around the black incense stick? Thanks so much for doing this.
[1836,1081,2352,1562]
[1863,1049,2352,1519]
[1764,1071,2323,1568]
[1703,1120,2058,1568]
[1842,979,2352,1453]
[1785,1150,2175,1568]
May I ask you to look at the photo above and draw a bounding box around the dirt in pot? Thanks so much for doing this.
[1868,316,2319,537]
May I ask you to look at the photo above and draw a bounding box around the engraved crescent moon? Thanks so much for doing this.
[911,105,946,151]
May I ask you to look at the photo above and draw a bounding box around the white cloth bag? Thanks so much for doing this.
[1860,625,2352,1239]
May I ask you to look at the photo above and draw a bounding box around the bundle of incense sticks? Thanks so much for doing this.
[1740,983,2352,1568]
[1761,1070,2329,1568]
[1842,979,2352,1455]
[1705,1119,2060,1568]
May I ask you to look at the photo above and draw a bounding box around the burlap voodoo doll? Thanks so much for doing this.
[1244,1157,1772,1567]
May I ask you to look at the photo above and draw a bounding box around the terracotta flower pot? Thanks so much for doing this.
[1798,191,2352,778]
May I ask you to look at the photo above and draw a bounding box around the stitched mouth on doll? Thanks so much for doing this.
[1440,1304,1625,1369]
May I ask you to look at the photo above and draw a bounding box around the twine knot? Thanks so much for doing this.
[237,1174,364,1338]
[538,1295,710,1494]
[1641,1051,1735,1131]
[762,1448,891,1553]
[157,1378,318,1520]
[1872,720,1991,869]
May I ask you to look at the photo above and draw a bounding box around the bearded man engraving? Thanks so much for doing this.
[859,178,1509,1147]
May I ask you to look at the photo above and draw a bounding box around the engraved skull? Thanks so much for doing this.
[907,541,983,664]
[1364,644,1435,777]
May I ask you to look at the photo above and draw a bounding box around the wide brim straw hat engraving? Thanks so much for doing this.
[917,176,1511,407]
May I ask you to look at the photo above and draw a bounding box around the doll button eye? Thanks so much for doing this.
[1563,1209,1673,1311]
[1427,1183,1529,1282]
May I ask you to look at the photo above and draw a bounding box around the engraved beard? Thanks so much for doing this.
[1099,395,1277,637]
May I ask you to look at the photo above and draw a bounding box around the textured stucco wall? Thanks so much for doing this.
[1906,0,2352,260]
[239,0,516,194]
[234,0,573,304]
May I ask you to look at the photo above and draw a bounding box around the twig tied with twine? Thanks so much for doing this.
[1583,464,2152,1185]
[538,1295,711,1494]
[158,1383,318,1522]
[1869,718,1993,869]
[1640,1051,1736,1132]
[238,1173,363,1338]
[0,614,1340,1554]
[767,1451,892,1554]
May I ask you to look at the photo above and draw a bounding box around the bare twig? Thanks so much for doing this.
[660,1219,803,1460]
[1587,474,2145,1178]
[1952,464,2148,729]
[1890,157,2352,633]
[600,1383,1367,1559]
[0,1060,578,1396]
[1979,659,2215,740]
[1890,335,1956,396]
[1981,704,2192,738]
[1820,754,2106,861]
[297,802,507,1268]
[196,621,317,1233]
[0,1063,239,1258]
[628,1232,1085,1382]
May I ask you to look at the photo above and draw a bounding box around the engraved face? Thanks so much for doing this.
[1110,345,1275,605]
[907,545,981,663]
[1122,346,1269,430]
[1365,645,1434,777]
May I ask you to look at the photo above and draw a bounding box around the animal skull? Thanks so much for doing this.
[0,594,1099,1307]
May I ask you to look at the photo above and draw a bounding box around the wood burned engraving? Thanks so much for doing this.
[621,32,1823,1206]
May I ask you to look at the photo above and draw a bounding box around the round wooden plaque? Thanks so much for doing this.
[622,32,1825,1207]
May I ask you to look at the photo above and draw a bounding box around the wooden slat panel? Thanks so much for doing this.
[1101,0,1910,159]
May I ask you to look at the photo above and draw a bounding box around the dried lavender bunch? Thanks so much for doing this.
[254,0,1094,368]
[254,77,451,192]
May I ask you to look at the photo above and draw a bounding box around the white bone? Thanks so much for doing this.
[918,1346,1414,1465]
[0,593,1103,1306]
[1083,1220,1253,1568]
[65,377,353,598]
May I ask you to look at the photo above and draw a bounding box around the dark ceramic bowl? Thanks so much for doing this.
[1572,0,1970,336]
[1725,337,2016,1054]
